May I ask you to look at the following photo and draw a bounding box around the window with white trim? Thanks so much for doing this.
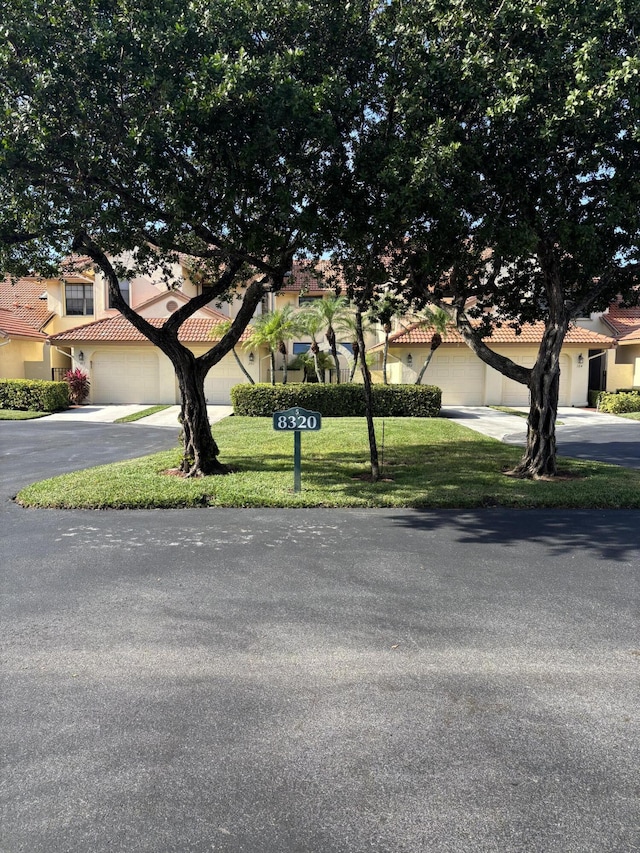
[65,283,94,316]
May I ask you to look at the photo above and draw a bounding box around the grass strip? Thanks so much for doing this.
[16,416,640,510]
[0,409,50,420]
[114,405,172,423]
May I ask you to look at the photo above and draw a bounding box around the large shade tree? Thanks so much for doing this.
[384,0,640,477]
[325,0,639,480]
[0,0,374,475]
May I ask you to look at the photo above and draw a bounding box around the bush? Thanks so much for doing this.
[230,382,442,417]
[65,368,90,404]
[0,379,70,412]
[588,389,606,409]
[597,391,640,414]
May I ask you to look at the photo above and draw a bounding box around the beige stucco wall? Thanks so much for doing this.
[605,345,640,391]
[0,338,49,380]
[374,343,591,406]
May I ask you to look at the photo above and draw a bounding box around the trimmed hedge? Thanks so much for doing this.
[230,382,442,417]
[0,379,70,412]
[597,390,640,414]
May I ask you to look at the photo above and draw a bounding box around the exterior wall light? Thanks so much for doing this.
[248,351,255,364]
[577,353,584,367]
[406,353,413,366]
[77,350,85,363]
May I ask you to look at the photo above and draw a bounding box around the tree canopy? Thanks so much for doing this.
[0,0,374,474]
[327,0,640,477]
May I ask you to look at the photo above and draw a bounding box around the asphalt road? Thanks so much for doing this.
[504,420,640,469]
[1,422,639,853]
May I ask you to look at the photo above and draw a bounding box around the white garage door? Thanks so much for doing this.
[92,349,159,404]
[203,357,247,404]
[426,351,486,405]
[502,355,570,406]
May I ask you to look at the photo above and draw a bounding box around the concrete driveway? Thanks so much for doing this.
[1,420,639,852]
[443,406,640,468]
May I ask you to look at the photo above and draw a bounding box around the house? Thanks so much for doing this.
[0,277,57,380]
[368,320,616,407]
[0,258,622,407]
[583,304,640,392]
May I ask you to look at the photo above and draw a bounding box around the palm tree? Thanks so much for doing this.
[212,318,255,384]
[369,294,406,385]
[413,308,448,385]
[244,306,302,385]
[298,308,326,383]
[336,309,374,382]
[310,294,349,383]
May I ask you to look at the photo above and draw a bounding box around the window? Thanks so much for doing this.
[339,342,354,355]
[298,295,323,307]
[108,280,131,308]
[293,342,311,355]
[65,284,94,316]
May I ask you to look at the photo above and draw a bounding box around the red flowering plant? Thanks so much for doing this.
[65,368,90,405]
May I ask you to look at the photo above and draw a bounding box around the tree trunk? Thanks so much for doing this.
[232,347,255,384]
[327,326,340,383]
[382,332,390,385]
[349,348,359,382]
[176,358,228,477]
[270,351,276,385]
[508,323,566,479]
[357,308,379,481]
[415,350,436,384]
[311,341,323,383]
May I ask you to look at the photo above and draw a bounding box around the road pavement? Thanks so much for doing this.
[444,406,640,468]
[1,418,639,853]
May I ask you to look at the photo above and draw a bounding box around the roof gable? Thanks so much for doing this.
[370,320,615,351]
[0,277,55,332]
[0,308,47,340]
[48,315,250,344]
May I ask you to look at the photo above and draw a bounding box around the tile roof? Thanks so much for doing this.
[370,320,615,350]
[601,305,640,341]
[0,309,47,340]
[284,260,342,293]
[0,277,55,332]
[48,315,251,343]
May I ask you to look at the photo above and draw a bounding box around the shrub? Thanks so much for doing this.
[588,389,606,409]
[230,382,442,417]
[0,379,70,412]
[597,391,640,414]
[65,368,90,404]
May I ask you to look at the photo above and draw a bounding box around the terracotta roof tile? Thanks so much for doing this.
[0,277,55,332]
[48,315,251,343]
[601,305,640,339]
[370,320,615,350]
[283,260,342,293]
[0,309,47,340]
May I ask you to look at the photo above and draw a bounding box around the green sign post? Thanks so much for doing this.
[272,406,322,492]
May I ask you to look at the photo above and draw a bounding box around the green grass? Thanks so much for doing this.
[16,416,640,510]
[0,409,50,420]
[114,405,172,423]
[616,411,640,421]
[489,406,563,425]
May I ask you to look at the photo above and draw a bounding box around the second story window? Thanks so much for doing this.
[109,280,131,308]
[65,283,94,316]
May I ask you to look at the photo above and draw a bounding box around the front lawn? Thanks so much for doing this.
[0,409,50,420]
[16,416,640,509]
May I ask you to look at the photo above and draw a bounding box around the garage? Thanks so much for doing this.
[501,354,571,406]
[203,357,248,404]
[426,350,486,405]
[92,348,160,404]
